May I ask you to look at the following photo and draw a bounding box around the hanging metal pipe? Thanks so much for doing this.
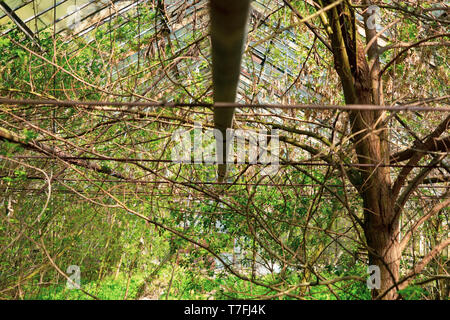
[210,0,251,181]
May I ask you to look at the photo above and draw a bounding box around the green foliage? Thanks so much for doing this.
[29,274,145,300]
[398,286,430,300]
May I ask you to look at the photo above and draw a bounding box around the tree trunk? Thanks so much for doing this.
[319,0,403,299]
[351,60,401,300]
[345,45,401,299]
[364,199,401,299]
[351,67,401,299]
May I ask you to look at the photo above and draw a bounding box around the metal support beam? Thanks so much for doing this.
[0,1,41,49]
[210,0,251,181]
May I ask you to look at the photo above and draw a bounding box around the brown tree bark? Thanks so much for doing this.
[352,49,400,300]
[352,76,401,300]
[319,0,401,299]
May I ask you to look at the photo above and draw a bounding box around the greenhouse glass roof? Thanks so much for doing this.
[0,0,320,106]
